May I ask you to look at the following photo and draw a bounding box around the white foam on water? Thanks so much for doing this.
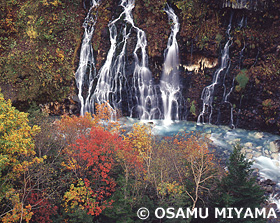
[252,155,280,184]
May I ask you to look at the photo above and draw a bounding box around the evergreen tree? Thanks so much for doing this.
[213,145,265,222]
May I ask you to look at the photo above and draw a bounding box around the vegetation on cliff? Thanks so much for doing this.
[0,0,279,131]
[0,0,84,108]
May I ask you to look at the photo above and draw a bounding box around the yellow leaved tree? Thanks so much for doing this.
[0,91,41,222]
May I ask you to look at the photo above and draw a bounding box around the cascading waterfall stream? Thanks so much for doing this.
[75,0,100,116]
[197,14,233,125]
[126,1,159,120]
[91,21,118,116]
[72,3,280,211]
[160,4,180,124]
[76,1,181,121]
[221,16,246,128]
[83,0,159,120]
[76,3,241,129]
[223,39,246,128]
[223,73,235,128]
[91,1,138,119]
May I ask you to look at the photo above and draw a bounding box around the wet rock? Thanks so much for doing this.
[254,132,264,139]
[263,179,277,186]
[270,141,280,153]
[72,95,79,103]
[264,185,274,193]
[264,149,270,155]
[256,146,262,151]
[254,152,262,158]
[266,203,278,211]
[205,133,211,139]
[275,187,280,193]
[233,138,241,143]
[246,153,253,159]
[252,168,259,174]
[245,142,253,147]
[271,153,279,160]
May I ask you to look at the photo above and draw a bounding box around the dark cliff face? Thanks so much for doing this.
[0,0,279,134]
[124,0,280,134]
[113,0,280,134]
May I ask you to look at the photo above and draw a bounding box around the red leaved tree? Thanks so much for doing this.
[63,126,125,216]
[27,191,57,223]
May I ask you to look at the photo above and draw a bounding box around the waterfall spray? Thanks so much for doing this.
[221,16,246,128]
[160,4,180,125]
[83,0,159,120]
[75,0,100,116]
[124,0,159,120]
[197,13,233,125]
[92,21,118,115]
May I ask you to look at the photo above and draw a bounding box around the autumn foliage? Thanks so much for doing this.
[0,91,41,222]
[26,191,58,223]
[0,98,223,222]
[63,126,124,216]
[57,103,138,218]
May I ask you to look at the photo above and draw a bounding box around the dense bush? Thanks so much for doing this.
[0,97,268,222]
[0,0,84,107]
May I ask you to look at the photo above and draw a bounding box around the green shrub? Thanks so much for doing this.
[235,69,249,90]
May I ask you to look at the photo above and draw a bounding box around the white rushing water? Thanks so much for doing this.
[121,117,280,189]
[268,194,280,212]
[160,4,180,125]
[80,0,159,120]
[127,0,159,120]
[75,0,100,116]
[76,1,182,122]
[197,14,233,125]
[90,1,131,119]
[252,156,280,185]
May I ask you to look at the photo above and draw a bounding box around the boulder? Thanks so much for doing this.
[256,146,262,151]
[254,132,264,139]
[262,179,277,186]
[246,148,253,153]
[254,152,262,158]
[264,185,274,193]
[270,140,280,153]
[264,149,270,155]
[271,153,279,160]
[246,153,253,159]
[244,142,253,147]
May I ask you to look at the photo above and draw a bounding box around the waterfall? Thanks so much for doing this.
[221,16,246,128]
[76,1,181,121]
[77,0,159,120]
[89,0,159,120]
[197,14,233,125]
[75,0,100,116]
[222,0,257,10]
[160,4,180,124]
[91,20,118,118]
[90,2,130,117]
[125,1,159,120]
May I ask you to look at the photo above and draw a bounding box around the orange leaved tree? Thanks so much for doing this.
[57,102,130,217]
[63,126,124,216]
[177,134,218,210]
